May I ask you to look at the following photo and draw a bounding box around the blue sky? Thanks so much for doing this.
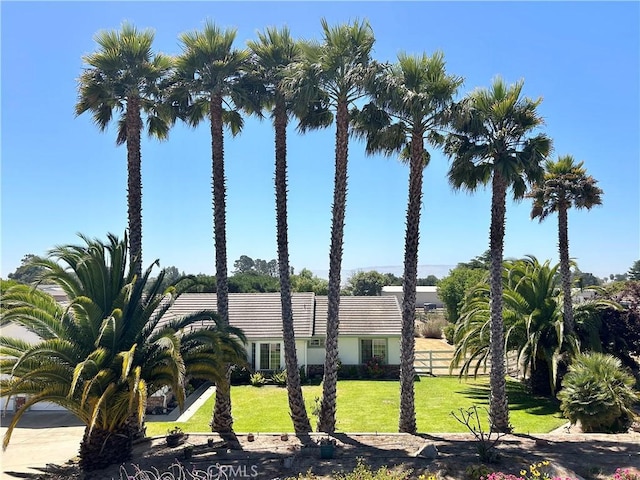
[1,1,638,281]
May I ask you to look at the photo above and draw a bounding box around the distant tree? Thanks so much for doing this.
[7,254,48,285]
[229,273,279,293]
[382,273,403,286]
[437,267,487,322]
[417,275,439,286]
[457,250,491,270]
[345,270,386,296]
[254,258,278,277]
[291,269,328,295]
[610,273,629,282]
[628,260,640,281]
[572,267,602,289]
[233,255,255,274]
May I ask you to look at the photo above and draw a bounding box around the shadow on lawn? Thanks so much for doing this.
[459,381,560,416]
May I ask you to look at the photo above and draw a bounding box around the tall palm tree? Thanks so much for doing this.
[0,234,246,471]
[353,52,462,433]
[75,23,173,274]
[444,78,551,431]
[247,27,312,434]
[528,155,603,336]
[288,19,375,433]
[172,21,259,433]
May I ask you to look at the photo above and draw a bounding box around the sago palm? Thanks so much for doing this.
[445,78,551,431]
[353,51,462,433]
[0,234,246,471]
[247,26,312,433]
[172,21,260,433]
[528,155,603,336]
[75,23,174,274]
[287,18,375,433]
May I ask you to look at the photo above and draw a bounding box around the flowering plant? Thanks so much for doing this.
[612,469,640,480]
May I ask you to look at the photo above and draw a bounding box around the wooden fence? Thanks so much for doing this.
[414,350,459,376]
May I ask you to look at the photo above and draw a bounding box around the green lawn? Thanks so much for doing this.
[146,377,565,437]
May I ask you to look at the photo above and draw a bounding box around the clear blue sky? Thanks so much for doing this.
[1,1,638,281]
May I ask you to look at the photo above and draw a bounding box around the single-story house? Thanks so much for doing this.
[161,292,402,376]
[381,285,444,310]
[2,291,402,411]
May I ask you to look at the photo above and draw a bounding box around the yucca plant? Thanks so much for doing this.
[0,233,247,471]
[558,352,638,433]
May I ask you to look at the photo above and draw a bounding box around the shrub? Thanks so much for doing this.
[299,366,308,385]
[364,355,386,379]
[417,317,448,339]
[443,323,456,344]
[271,369,287,387]
[333,458,412,479]
[558,352,639,433]
[230,365,251,385]
[249,372,267,387]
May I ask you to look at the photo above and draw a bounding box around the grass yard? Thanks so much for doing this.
[146,377,566,437]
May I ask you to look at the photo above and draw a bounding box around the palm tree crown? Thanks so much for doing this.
[530,155,603,219]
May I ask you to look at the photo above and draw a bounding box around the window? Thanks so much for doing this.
[259,343,281,370]
[308,338,326,348]
[360,339,386,364]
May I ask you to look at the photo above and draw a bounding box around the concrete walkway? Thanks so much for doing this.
[0,384,217,478]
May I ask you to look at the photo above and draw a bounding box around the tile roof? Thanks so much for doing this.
[161,293,402,338]
[313,295,401,336]
[162,292,315,338]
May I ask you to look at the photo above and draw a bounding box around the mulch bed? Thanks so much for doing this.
[19,431,640,480]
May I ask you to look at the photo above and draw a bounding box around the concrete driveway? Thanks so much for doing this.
[0,411,84,479]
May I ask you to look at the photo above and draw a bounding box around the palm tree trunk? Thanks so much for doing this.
[275,96,312,433]
[399,132,423,434]
[79,425,132,471]
[318,99,349,433]
[557,202,575,336]
[210,93,233,433]
[488,171,510,432]
[126,96,143,277]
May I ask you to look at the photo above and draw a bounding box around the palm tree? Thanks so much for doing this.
[247,27,312,434]
[444,78,551,431]
[353,52,462,433]
[75,23,173,274]
[528,155,603,336]
[0,234,246,471]
[288,19,375,433]
[172,21,259,433]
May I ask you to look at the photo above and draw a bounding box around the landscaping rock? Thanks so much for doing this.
[413,443,438,459]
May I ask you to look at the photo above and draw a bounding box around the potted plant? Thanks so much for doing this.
[318,436,336,459]
[166,426,185,447]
